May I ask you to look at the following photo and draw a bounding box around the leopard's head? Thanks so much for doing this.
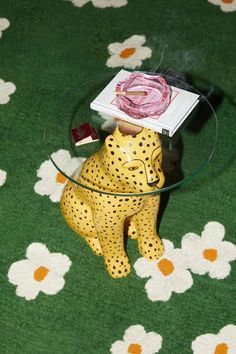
[100,127,165,193]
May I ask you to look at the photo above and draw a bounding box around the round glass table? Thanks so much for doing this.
[44,72,218,197]
[43,71,219,278]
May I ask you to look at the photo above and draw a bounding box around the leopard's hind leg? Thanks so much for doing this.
[61,182,102,256]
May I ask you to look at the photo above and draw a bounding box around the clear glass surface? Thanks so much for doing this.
[44,72,218,197]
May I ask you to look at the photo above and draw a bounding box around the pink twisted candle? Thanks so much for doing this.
[115,73,171,119]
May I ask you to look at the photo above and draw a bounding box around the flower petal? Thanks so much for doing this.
[2,82,16,95]
[181,233,204,266]
[0,18,10,31]
[208,260,231,279]
[123,324,146,342]
[0,169,7,186]
[110,340,128,354]
[122,57,143,69]
[0,80,16,104]
[34,150,85,202]
[135,46,152,60]
[51,149,71,167]
[49,184,65,202]
[168,269,193,294]
[71,0,90,6]
[34,179,56,196]
[0,94,10,104]
[220,1,236,13]
[123,35,146,48]
[106,55,126,68]
[92,0,127,8]
[218,241,236,262]
[145,275,172,302]
[26,243,50,265]
[202,221,225,246]
[181,233,203,253]
[141,332,162,354]
[16,282,40,301]
[187,258,210,275]
[134,257,158,278]
[107,42,123,55]
[208,0,220,4]
[219,324,236,348]
[192,333,219,354]
[66,157,86,176]
[170,248,189,268]
[39,272,65,295]
[163,239,175,253]
[8,260,34,285]
[46,253,72,275]
[36,160,58,179]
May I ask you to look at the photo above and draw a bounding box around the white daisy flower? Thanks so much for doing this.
[34,149,86,202]
[208,0,236,12]
[181,221,236,279]
[0,79,16,104]
[0,18,10,38]
[0,169,7,187]
[134,239,193,302]
[68,0,127,8]
[110,324,162,354]
[192,324,236,354]
[8,242,72,301]
[106,35,152,69]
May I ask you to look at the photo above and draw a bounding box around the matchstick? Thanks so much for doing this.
[115,90,146,96]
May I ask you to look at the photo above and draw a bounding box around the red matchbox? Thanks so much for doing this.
[71,122,99,146]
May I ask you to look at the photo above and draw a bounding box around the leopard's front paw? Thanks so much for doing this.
[138,235,165,261]
[85,236,103,256]
[104,253,131,278]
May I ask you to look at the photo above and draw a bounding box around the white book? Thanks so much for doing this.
[90,69,200,137]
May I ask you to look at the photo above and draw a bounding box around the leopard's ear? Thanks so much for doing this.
[101,128,130,164]
[103,131,117,152]
[100,132,117,166]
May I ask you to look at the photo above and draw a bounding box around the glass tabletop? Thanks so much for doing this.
[43,71,218,197]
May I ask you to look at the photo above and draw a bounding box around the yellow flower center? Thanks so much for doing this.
[158,258,175,276]
[119,47,136,59]
[34,266,49,282]
[203,248,218,262]
[56,172,67,184]
[222,0,233,3]
[128,343,142,354]
[214,342,228,354]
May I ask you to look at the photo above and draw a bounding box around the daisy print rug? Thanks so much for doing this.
[0,0,235,353]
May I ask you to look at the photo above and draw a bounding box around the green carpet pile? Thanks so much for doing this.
[0,0,235,353]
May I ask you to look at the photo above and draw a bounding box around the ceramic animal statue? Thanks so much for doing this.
[61,127,165,278]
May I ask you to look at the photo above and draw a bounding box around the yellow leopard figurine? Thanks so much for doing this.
[61,126,165,278]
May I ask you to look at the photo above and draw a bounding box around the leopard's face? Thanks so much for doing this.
[100,127,165,193]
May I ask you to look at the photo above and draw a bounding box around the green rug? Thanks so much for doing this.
[0,0,236,353]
